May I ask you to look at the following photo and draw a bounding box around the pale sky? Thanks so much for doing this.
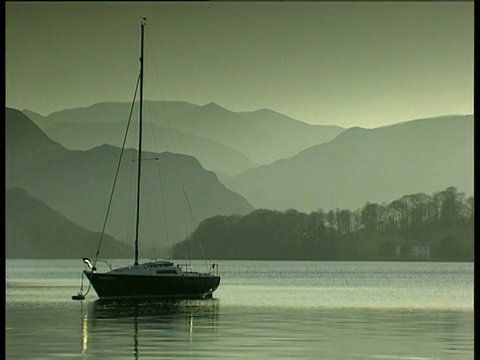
[5,1,474,127]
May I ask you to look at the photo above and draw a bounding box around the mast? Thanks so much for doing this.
[134,19,146,265]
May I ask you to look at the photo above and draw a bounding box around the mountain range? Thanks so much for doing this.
[224,114,474,212]
[23,101,344,176]
[6,108,253,258]
[6,103,474,259]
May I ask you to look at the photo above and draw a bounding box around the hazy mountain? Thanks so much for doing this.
[166,102,345,165]
[6,107,254,256]
[6,187,133,258]
[238,108,345,163]
[22,100,344,173]
[6,108,84,190]
[24,101,256,176]
[40,121,256,175]
[6,108,68,175]
[23,100,199,127]
[224,115,474,212]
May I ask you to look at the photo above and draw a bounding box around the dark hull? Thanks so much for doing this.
[85,271,221,300]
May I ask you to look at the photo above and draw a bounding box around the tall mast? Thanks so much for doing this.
[134,19,146,265]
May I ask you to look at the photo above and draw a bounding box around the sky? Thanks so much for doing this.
[5,1,474,128]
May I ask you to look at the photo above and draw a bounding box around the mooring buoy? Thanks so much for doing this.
[72,293,85,300]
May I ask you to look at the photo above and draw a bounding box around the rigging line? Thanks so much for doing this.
[127,144,138,261]
[184,196,190,243]
[146,27,210,269]
[156,158,172,259]
[94,75,141,267]
[159,164,172,259]
[139,92,157,259]
[144,195,158,261]
[143,88,172,258]
[182,187,209,271]
[143,35,176,258]
[145,28,179,155]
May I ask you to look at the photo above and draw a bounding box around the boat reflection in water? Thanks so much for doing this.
[80,298,220,358]
[80,302,88,355]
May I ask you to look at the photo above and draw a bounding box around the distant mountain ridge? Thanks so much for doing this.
[8,105,473,258]
[39,120,257,176]
[6,108,254,256]
[23,100,345,175]
[23,100,199,126]
[225,114,474,212]
[238,108,344,163]
[6,108,68,174]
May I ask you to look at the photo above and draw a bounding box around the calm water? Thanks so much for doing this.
[6,260,474,359]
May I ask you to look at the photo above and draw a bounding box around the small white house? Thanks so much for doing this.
[396,245,430,259]
[411,245,430,259]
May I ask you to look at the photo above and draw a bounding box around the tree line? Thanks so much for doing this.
[172,186,473,261]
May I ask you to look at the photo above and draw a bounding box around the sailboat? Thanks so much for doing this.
[74,19,221,301]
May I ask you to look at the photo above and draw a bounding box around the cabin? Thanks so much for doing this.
[396,245,430,260]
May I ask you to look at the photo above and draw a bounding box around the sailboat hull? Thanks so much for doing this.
[85,271,221,300]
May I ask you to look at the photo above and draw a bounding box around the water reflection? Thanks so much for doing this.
[80,302,88,355]
[82,298,220,358]
[6,259,473,359]
[6,299,472,359]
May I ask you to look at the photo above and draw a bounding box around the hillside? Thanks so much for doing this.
[224,115,474,212]
[41,121,256,175]
[239,108,345,163]
[6,108,70,186]
[6,107,254,254]
[160,102,345,165]
[6,188,133,258]
[172,187,474,262]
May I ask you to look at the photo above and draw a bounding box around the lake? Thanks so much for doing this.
[6,259,474,359]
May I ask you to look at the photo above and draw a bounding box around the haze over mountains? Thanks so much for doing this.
[225,114,474,212]
[6,108,253,257]
[6,104,474,259]
[24,101,344,176]
[6,187,132,258]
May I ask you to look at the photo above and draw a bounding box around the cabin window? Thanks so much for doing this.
[156,269,177,274]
